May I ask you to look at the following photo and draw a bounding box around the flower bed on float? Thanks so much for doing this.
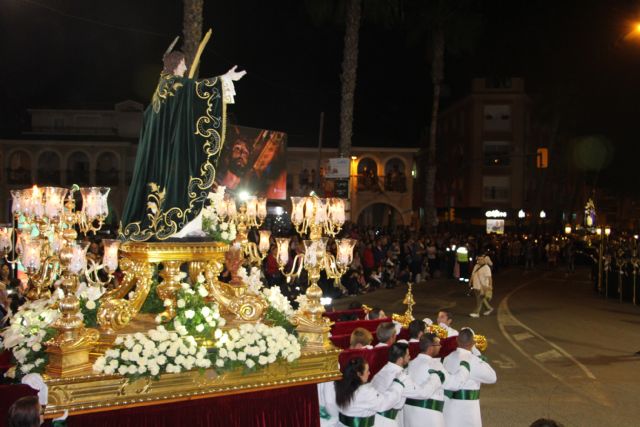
[1,268,301,381]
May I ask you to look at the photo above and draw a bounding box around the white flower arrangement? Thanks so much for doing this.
[77,281,105,328]
[155,276,226,340]
[216,323,301,371]
[0,298,59,379]
[238,266,264,296]
[93,325,213,378]
[262,286,294,317]
[202,186,237,243]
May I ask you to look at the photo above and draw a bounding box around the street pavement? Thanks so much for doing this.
[332,266,640,426]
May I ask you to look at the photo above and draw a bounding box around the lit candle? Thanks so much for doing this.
[29,186,44,218]
[68,244,87,274]
[304,240,317,267]
[314,199,327,224]
[98,187,110,217]
[44,187,67,220]
[10,190,25,216]
[0,227,13,252]
[246,197,257,218]
[336,238,356,267]
[257,197,267,220]
[331,199,346,225]
[276,237,290,266]
[290,197,304,224]
[305,197,314,221]
[316,237,328,261]
[22,238,42,270]
[102,239,120,272]
[258,230,271,254]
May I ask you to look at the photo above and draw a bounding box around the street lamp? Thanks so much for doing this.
[564,225,572,235]
[604,226,611,237]
[539,210,546,219]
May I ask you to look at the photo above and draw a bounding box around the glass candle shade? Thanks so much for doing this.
[276,237,290,266]
[102,239,120,273]
[258,230,271,255]
[21,238,42,271]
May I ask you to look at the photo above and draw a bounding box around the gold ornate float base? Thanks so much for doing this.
[44,348,340,416]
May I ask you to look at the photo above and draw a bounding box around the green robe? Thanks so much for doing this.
[120,73,227,241]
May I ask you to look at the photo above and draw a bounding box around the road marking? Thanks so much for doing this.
[498,277,597,380]
[496,274,612,407]
[534,349,563,362]
[513,332,534,341]
[492,353,517,369]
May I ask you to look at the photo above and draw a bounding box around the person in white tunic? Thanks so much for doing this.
[397,319,425,344]
[335,357,405,427]
[443,328,497,427]
[405,333,471,427]
[369,343,413,427]
[436,310,459,337]
[469,255,494,317]
[374,322,397,348]
[319,381,339,427]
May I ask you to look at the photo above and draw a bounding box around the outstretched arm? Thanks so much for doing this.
[219,65,246,104]
[223,65,247,81]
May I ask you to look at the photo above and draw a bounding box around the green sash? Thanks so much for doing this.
[405,397,445,412]
[377,408,399,420]
[319,406,331,420]
[338,413,375,427]
[444,389,480,400]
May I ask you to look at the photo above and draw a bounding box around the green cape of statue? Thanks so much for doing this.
[120,73,227,241]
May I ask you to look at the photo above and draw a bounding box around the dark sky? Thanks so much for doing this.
[2,0,640,187]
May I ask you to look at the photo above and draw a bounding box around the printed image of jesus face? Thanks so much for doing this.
[229,139,249,175]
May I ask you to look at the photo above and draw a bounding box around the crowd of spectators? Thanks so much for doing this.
[262,222,592,299]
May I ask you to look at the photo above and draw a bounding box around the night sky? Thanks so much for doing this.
[2,0,640,190]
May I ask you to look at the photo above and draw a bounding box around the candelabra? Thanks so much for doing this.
[392,283,415,327]
[290,195,346,240]
[276,195,354,351]
[0,185,119,377]
[217,195,270,265]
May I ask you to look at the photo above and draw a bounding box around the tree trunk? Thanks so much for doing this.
[424,26,444,230]
[339,0,362,158]
[182,0,204,76]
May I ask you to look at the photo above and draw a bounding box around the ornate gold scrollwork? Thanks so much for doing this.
[98,259,154,334]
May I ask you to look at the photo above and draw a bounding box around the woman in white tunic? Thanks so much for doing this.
[335,357,405,427]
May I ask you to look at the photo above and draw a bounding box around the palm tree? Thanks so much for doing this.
[406,0,482,229]
[305,0,402,158]
[339,0,362,158]
[182,0,204,76]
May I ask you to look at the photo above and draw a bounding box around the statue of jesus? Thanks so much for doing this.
[120,47,246,242]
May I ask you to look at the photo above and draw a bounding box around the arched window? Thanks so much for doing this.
[37,151,61,185]
[356,158,379,192]
[67,151,90,185]
[7,150,32,185]
[96,152,119,186]
[384,158,406,192]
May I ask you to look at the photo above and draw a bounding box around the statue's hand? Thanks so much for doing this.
[224,65,247,81]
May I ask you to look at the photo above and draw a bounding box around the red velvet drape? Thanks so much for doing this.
[1,383,319,427]
[65,383,320,427]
